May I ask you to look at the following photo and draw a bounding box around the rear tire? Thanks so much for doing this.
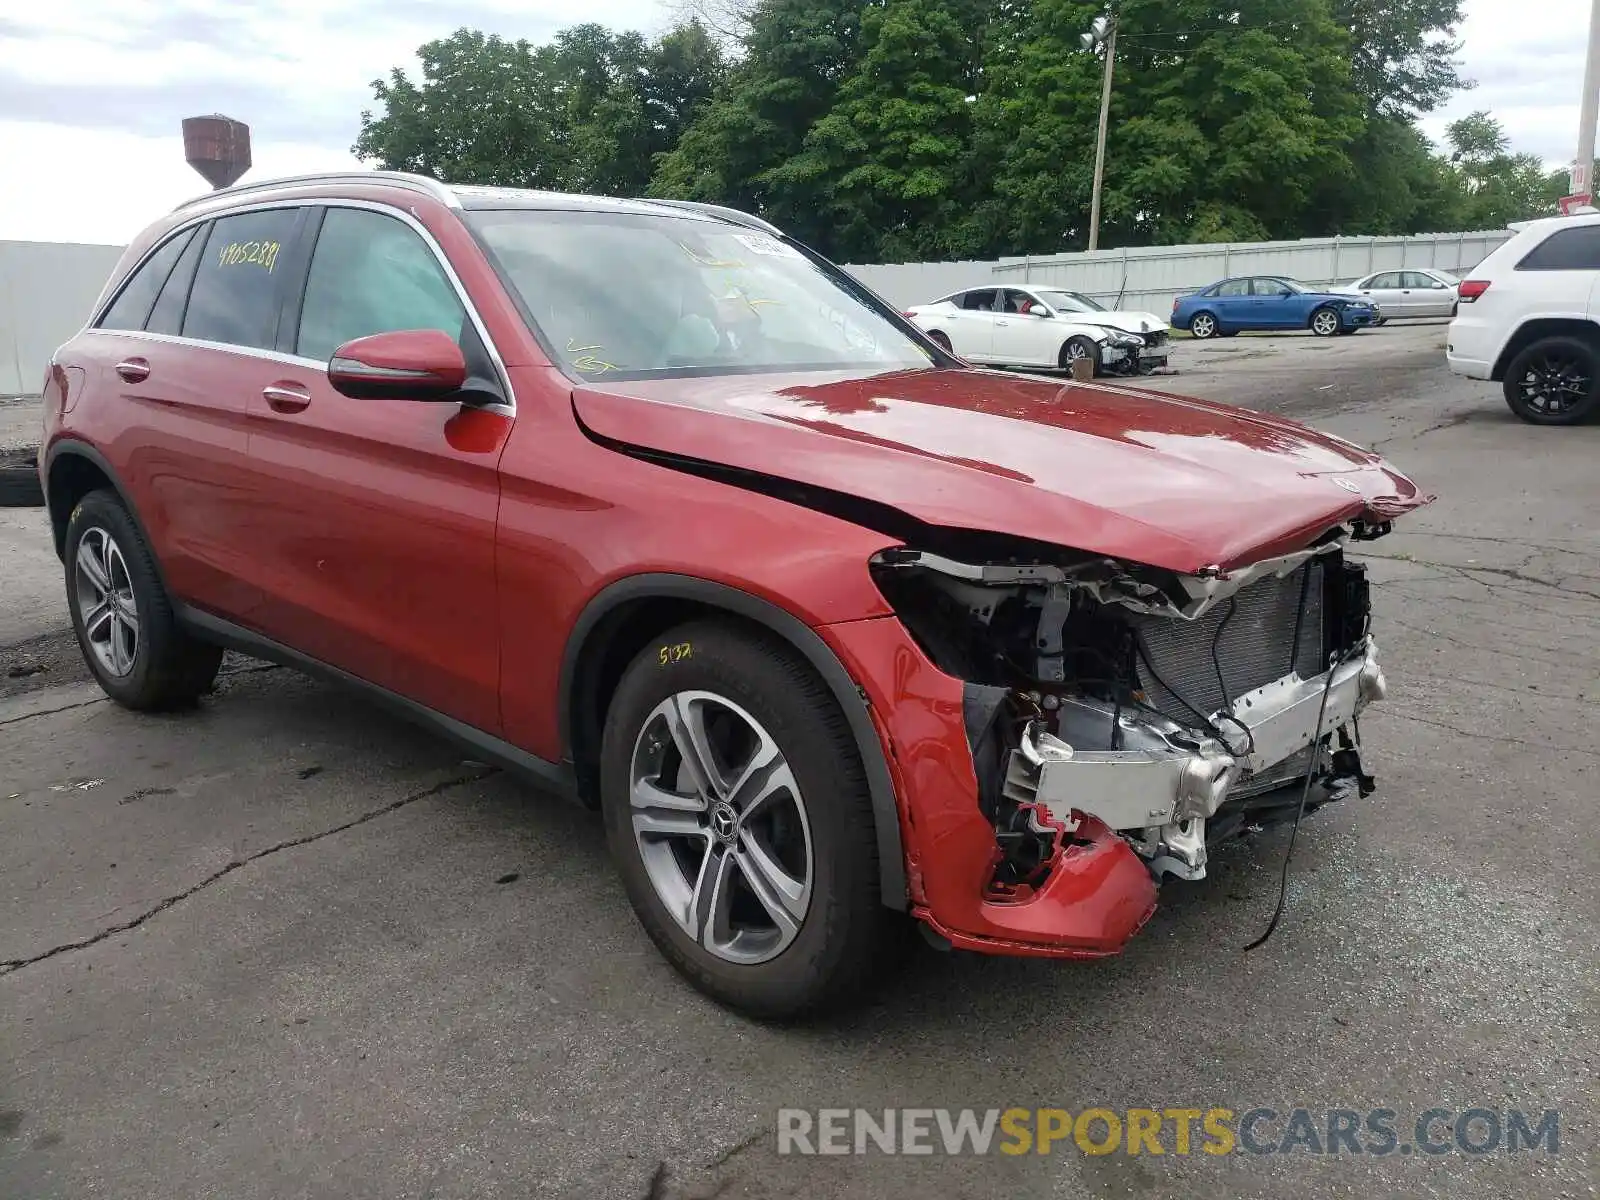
[599,619,892,1019]
[1189,312,1219,340]
[926,329,951,352]
[1502,336,1600,425]
[64,489,222,710]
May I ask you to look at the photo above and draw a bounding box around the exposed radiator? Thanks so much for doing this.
[1134,562,1325,728]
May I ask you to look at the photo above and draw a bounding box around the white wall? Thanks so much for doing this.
[0,229,1516,395]
[0,240,124,396]
[842,230,1515,312]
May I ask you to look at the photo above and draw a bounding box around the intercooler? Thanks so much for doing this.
[1134,561,1325,731]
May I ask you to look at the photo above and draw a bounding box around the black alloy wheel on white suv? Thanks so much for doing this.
[1503,336,1600,425]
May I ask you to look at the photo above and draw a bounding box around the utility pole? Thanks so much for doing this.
[1577,0,1600,200]
[1085,17,1117,252]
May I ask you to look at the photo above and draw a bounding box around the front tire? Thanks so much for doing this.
[1503,336,1600,425]
[1189,312,1219,340]
[64,490,222,709]
[1310,307,1341,337]
[1059,336,1099,373]
[599,620,891,1019]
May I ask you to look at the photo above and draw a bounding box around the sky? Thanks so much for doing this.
[0,0,1586,244]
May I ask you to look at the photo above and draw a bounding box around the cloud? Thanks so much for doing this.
[0,77,342,145]
[0,0,669,149]
[0,0,1586,241]
[1421,0,1589,168]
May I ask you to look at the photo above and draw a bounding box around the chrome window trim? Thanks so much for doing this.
[86,327,325,370]
[87,196,514,413]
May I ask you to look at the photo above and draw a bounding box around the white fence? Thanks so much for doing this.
[0,240,124,396]
[842,230,1515,312]
[1,229,1517,395]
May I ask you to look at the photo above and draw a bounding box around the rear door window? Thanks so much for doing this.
[1367,272,1401,289]
[182,209,300,349]
[97,228,198,332]
[294,207,467,363]
[1517,226,1600,271]
[958,289,998,311]
[1214,279,1250,297]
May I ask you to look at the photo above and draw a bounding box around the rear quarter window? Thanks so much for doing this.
[1516,225,1600,271]
[97,228,198,332]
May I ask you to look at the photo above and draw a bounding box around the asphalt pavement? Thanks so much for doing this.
[1,321,1596,1199]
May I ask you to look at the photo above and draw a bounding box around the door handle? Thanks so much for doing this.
[996,320,1010,326]
[262,383,311,414]
[114,358,150,383]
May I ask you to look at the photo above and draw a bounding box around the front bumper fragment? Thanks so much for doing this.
[1004,637,1386,878]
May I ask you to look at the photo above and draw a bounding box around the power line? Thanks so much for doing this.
[1118,21,1301,43]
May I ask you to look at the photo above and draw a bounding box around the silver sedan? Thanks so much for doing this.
[1334,268,1460,321]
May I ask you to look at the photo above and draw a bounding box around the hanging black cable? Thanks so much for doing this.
[1244,653,1345,952]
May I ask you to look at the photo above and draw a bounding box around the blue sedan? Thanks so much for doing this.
[1171,276,1379,339]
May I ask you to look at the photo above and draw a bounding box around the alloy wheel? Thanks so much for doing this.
[629,690,813,965]
[1516,350,1593,417]
[1191,314,1216,339]
[1313,310,1339,336]
[75,526,140,677]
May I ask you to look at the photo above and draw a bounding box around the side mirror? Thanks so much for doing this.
[328,329,468,401]
[1031,308,1052,317]
[1279,288,1294,297]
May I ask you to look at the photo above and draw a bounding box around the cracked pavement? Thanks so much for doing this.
[2,322,1597,1198]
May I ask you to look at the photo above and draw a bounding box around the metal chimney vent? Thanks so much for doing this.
[183,115,252,190]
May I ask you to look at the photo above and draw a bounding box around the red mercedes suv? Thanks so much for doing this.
[40,173,1430,1016]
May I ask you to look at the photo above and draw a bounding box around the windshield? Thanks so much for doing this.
[468,209,933,380]
[1036,290,1108,314]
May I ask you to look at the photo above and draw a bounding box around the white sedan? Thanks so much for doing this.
[906,285,1170,374]
[1332,268,1460,321]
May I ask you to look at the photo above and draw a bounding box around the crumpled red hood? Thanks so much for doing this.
[573,367,1432,574]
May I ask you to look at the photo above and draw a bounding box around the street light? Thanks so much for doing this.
[1080,13,1117,252]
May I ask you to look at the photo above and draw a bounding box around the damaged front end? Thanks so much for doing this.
[871,531,1388,899]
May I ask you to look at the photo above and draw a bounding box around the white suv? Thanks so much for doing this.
[1447,212,1600,424]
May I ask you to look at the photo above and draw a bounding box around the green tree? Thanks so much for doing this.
[1332,0,1467,116]
[360,0,1509,261]
[1446,111,1565,227]
[355,21,725,196]
[764,0,992,261]
[354,30,565,188]
[648,0,870,246]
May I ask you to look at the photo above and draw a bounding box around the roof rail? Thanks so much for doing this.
[635,198,784,237]
[172,170,459,212]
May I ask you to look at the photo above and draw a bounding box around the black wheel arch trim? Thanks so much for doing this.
[1490,319,1600,381]
[42,440,169,586]
[559,573,909,910]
